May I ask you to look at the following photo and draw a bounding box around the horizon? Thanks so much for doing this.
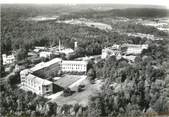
[1,3,168,10]
[0,0,169,8]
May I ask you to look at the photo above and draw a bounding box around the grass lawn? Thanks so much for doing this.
[51,79,104,106]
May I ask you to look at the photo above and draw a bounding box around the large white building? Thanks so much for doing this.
[61,60,88,73]
[2,54,15,65]
[20,70,53,95]
[20,58,62,95]
[20,57,87,95]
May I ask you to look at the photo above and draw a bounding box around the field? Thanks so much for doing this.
[52,79,104,106]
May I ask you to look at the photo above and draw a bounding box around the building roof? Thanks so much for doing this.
[62,60,88,65]
[30,58,62,72]
[122,44,148,48]
[30,62,46,72]
[20,69,30,75]
[122,55,136,62]
[27,74,52,86]
[60,48,74,54]
[45,58,62,67]
[35,46,46,49]
[103,44,120,50]
[40,51,52,54]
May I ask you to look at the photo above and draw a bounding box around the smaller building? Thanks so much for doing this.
[101,44,121,59]
[124,44,148,55]
[39,51,52,58]
[60,48,74,55]
[122,55,136,63]
[33,46,46,53]
[61,60,88,73]
[2,54,15,65]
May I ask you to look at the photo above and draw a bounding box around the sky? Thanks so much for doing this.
[0,0,169,8]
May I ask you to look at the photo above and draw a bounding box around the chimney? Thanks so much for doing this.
[59,39,61,51]
[74,41,77,49]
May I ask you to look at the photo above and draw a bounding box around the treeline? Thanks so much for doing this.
[2,6,169,57]
[2,10,150,56]
[111,22,169,37]
[89,39,169,116]
[59,8,169,20]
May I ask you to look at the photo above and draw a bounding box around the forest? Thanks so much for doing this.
[1,5,169,56]
[59,8,169,19]
[1,5,169,117]
[90,39,169,117]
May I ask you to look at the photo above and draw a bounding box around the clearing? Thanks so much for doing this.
[51,79,104,106]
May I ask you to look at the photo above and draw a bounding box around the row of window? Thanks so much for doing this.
[25,79,38,88]
[62,66,86,70]
[23,79,51,92]
[62,64,86,67]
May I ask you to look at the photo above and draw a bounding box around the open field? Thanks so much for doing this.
[52,79,104,106]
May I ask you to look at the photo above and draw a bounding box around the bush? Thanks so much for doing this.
[78,85,85,92]
[7,73,20,86]
[63,88,73,97]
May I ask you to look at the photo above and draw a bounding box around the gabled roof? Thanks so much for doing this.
[27,74,52,86]
[30,58,62,72]
[62,60,88,65]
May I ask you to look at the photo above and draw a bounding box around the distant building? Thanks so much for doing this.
[33,46,46,53]
[39,51,52,58]
[123,44,148,55]
[60,48,74,55]
[2,54,15,65]
[122,55,136,63]
[61,60,88,73]
[101,44,121,59]
[101,44,148,62]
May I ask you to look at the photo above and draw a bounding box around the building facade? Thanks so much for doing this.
[124,44,148,55]
[20,58,62,95]
[101,44,121,59]
[2,54,15,65]
[20,70,53,95]
[20,58,87,95]
[39,51,52,58]
[61,60,88,73]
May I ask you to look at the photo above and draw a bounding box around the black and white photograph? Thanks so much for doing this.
[0,0,169,117]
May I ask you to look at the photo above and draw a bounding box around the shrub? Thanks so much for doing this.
[77,85,85,92]
[63,88,73,97]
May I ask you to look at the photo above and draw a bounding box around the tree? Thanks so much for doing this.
[16,48,27,61]
[77,85,85,92]
[87,68,96,83]
[0,54,5,77]
[7,74,20,87]
[74,103,80,115]
[63,88,73,97]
